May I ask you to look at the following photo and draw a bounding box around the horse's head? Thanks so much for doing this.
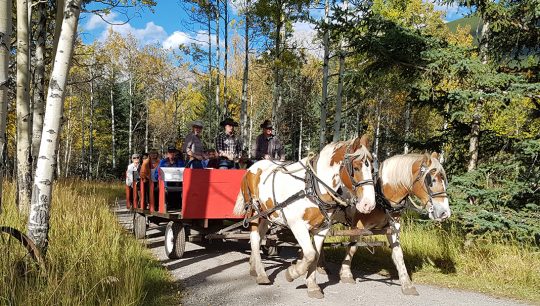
[410,152,451,221]
[329,135,376,214]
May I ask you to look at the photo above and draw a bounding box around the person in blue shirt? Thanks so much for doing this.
[154,145,185,181]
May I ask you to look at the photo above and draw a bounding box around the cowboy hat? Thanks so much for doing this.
[220,117,239,127]
[167,145,178,153]
[260,119,273,129]
[190,120,204,128]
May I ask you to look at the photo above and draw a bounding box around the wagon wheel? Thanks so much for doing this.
[133,213,147,239]
[0,226,45,276]
[164,221,186,259]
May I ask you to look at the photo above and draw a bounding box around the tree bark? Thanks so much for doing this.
[128,75,133,155]
[52,0,64,61]
[110,70,116,170]
[0,0,12,212]
[332,0,347,143]
[89,55,94,179]
[272,6,283,133]
[240,1,249,152]
[319,0,330,150]
[31,0,46,169]
[223,0,228,116]
[16,0,32,213]
[28,0,82,253]
[214,0,221,119]
[207,17,212,93]
[374,97,382,158]
[404,100,411,154]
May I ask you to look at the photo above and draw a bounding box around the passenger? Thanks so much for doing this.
[206,148,220,169]
[215,118,242,169]
[140,149,160,208]
[182,120,208,169]
[126,153,141,187]
[253,119,285,161]
[154,146,185,181]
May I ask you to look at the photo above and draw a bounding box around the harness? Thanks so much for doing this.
[219,143,375,234]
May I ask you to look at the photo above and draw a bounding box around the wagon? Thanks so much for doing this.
[125,167,388,259]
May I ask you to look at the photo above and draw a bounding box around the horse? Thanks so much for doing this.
[233,135,377,299]
[336,152,450,295]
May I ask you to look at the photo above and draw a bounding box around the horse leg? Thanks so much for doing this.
[285,221,317,283]
[387,222,419,295]
[339,235,358,284]
[305,228,329,299]
[250,219,271,284]
[316,248,329,275]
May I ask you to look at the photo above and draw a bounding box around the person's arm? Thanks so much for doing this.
[126,164,133,186]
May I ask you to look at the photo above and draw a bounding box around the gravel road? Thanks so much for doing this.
[115,202,529,306]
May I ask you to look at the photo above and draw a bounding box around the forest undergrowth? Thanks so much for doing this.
[0,180,180,306]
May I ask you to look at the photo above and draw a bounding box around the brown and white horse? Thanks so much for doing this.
[337,152,450,295]
[233,135,377,298]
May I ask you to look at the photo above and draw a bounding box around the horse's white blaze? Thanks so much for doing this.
[357,162,376,213]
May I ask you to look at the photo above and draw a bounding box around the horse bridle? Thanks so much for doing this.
[342,146,374,192]
[409,165,448,211]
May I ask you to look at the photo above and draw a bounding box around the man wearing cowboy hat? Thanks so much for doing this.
[253,119,285,161]
[215,117,242,169]
[182,120,207,169]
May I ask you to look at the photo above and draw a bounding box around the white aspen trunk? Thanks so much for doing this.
[208,18,212,91]
[223,0,228,115]
[215,1,221,118]
[271,8,283,131]
[110,73,116,170]
[52,0,64,62]
[440,102,449,164]
[332,0,347,143]
[240,2,249,152]
[80,95,86,178]
[28,0,82,252]
[0,0,12,212]
[374,98,382,158]
[298,114,303,160]
[248,95,253,157]
[319,0,330,150]
[89,61,94,179]
[468,21,489,172]
[404,100,411,154]
[16,0,32,213]
[31,0,46,168]
[128,75,133,155]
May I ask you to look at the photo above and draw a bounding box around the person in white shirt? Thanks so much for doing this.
[126,154,141,186]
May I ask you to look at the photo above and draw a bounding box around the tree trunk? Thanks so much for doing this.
[128,75,133,155]
[52,0,64,60]
[110,72,116,170]
[374,97,382,158]
[89,60,94,179]
[272,9,282,133]
[16,0,32,213]
[298,114,303,160]
[207,17,212,93]
[240,1,249,152]
[404,100,411,154]
[28,0,82,253]
[223,0,228,116]
[468,21,489,172]
[0,0,12,212]
[319,0,330,150]
[332,0,347,143]
[31,0,46,170]
[215,1,221,119]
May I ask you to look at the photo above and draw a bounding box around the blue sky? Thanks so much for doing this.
[80,1,470,52]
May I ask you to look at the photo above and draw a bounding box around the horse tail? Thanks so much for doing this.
[233,190,246,216]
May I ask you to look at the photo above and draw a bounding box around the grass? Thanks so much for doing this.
[0,180,181,306]
[324,218,540,304]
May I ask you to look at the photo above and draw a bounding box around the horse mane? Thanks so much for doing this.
[381,153,446,189]
[329,139,373,162]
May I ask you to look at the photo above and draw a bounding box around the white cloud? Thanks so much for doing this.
[163,31,191,49]
[431,1,470,22]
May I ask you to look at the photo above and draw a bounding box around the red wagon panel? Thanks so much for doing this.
[182,168,246,219]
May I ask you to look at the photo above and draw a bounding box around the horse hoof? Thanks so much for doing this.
[285,268,294,282]
[307,289,324,299]
[402,285,419,296]
[250,270,257,277]
[256,276,271,285]
[317,266,328,275]
[340,276,355,284]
